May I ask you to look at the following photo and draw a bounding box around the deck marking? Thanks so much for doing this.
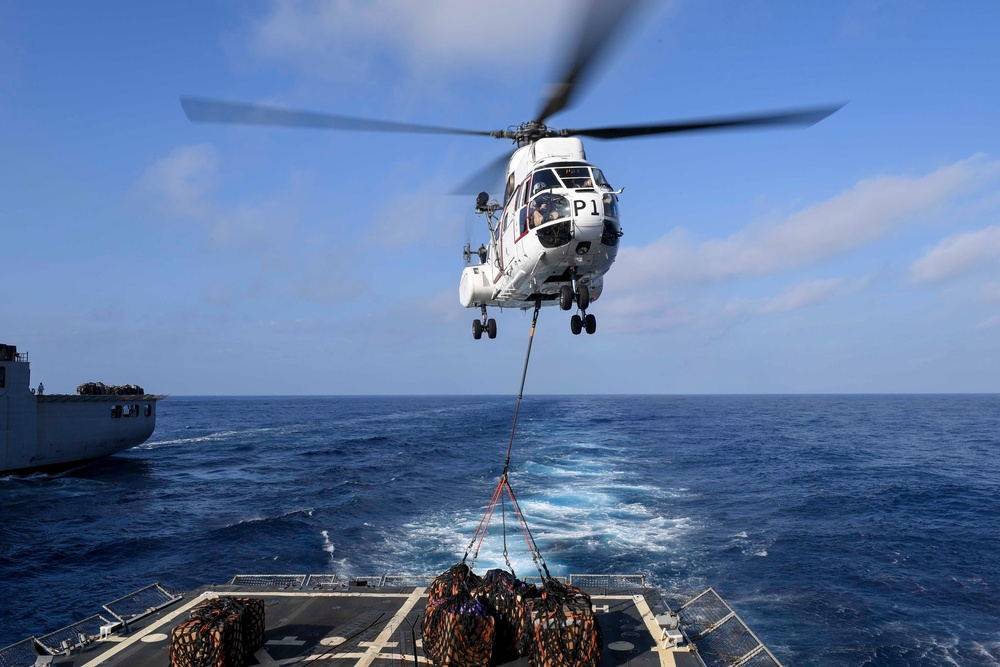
[632,594,674,667]
[268,635,307,646]
[354,587,425,667]
[254,648,279,666]
[299,652,430,663]
[80,591,213,667]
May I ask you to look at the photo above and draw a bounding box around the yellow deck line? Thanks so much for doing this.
[354,587,426,667]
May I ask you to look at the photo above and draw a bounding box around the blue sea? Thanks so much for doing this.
[1,395,998,665]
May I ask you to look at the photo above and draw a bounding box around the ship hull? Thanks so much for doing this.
[1,344,163,475]
[2,396,162,475]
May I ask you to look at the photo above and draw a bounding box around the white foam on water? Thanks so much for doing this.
[320,529,351,571]
[138,425,293,449]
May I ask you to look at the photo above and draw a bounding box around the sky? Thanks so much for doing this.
[2,0,999,395]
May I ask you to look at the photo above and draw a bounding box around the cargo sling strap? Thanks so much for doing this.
[462,302,551,581]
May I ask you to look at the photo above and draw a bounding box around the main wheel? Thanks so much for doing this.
[577,283,590,310]
[570,314,582,335]
[486,318,497,339]
[560,285,574,310]
[585,313,597,334]
[472,319,483,340]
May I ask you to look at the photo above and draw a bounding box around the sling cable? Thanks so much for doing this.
[421,302,603,667]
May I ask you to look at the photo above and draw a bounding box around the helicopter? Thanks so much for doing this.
[180,0,841,340]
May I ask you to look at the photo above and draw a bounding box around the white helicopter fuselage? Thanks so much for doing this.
[459,137,622,313]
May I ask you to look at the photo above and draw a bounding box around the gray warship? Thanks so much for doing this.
[0,343,163,475]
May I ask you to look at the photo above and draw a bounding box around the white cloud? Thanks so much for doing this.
[977,315,1000,330]
[243,0,675,81]
[142,143,219,218]
[614,155,999,290]
[908,225,1000,283]
[365,188,465,250]
[978,282,1000,303]
[759,277,845,314]
[139,144,308,272]
[247,0,573,77]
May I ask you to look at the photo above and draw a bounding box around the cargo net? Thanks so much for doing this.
[421,563,601,667]
[170,596,265,667]
[421,308,600,667]
[77,382,145,395]
[103,582,180,623]
[678,589,782,667]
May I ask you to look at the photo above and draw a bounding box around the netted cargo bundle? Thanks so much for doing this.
[523,580,602,667]
[170,596,265,667]
[170,615,237,667]
[76,382,145,395]
[422,594,496,667]
[110,383,145,395]
[472,568,539,662]
[427,562,482,607]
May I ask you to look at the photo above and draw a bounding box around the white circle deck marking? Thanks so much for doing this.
[608,641,634,651]
[140,633,168,643]
[321,636,347,647]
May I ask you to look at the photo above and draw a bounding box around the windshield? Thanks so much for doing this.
[593,168,612,190]
[555,166,594,189]
[603,193,619,219]
[528,192,571,228]
[529,169,560,195]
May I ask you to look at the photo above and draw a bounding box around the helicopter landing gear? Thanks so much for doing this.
[473,306,497,340]
[570,313,596,335]
[566,273,597,335]
[559,285,574,311]
[577,282,590,310]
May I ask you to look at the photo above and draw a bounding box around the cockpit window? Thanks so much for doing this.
[528,192,571,228]
[530,169,560,196]
[603,193,619,219]
[556,166,594,189]
[593,168,612,190]
[504,172,515,203]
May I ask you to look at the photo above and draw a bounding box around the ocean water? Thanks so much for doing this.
[1,395,998,665]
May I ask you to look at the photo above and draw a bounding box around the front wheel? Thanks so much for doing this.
[585,313,597,334]
[486,318,497,339]
[560,285,574,310]
[570,314,582,335]
[577,283,590,310]
[472,319,483,340]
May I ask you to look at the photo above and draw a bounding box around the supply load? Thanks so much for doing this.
[421,564,602,667]
[169,596,265,667]
[77,381,145,395]
[422,303,603,667]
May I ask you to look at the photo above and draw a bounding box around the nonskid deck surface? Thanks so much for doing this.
[7,575,707,667]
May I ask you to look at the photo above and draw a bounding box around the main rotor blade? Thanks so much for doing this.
[536,0,644,124]
[180,96,495,137]
[563,104,845,140]
[451,150,516,196]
